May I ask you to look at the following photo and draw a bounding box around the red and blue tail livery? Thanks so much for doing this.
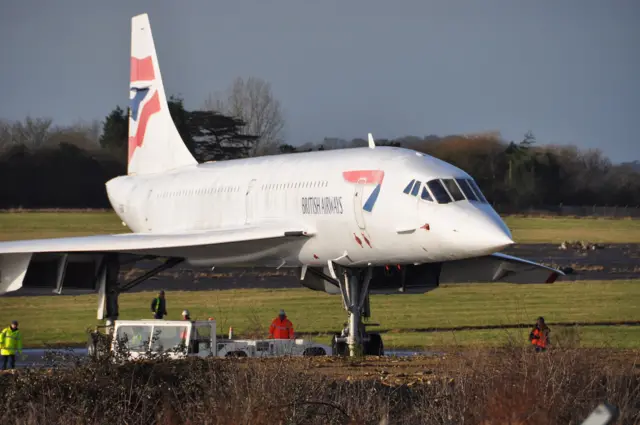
[129,57,160,162]
[126,14,196,175]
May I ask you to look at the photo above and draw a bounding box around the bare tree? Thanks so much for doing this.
[205,77,285,156]
[48,120,102,150]
[0,116,53,149]
[0,119,11,150]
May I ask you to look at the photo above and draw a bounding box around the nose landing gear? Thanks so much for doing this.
[331,267,384,357]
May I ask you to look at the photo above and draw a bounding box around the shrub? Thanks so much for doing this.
[0,347,638,424]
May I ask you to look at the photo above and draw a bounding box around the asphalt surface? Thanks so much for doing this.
[116,243,640,293]
[0,348,436,370]
[5,243,638,297]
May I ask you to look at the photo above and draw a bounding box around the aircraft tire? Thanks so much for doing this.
[331,333,348,357]
[365,333,384,356]
[303,347,327,356]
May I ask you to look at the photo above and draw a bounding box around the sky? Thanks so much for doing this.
[1,0,638,162]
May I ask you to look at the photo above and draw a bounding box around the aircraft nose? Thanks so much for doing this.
[454,208,514,255]
[465,211,515,254]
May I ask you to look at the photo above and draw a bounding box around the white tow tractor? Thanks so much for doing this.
[88,319,331,360]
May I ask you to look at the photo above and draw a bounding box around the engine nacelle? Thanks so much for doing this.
[298,263,442,295]
[0,253,116,296]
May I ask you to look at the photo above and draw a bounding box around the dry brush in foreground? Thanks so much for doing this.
[0,348,639,424]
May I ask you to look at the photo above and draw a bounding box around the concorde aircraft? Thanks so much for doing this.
[0,13,564,356]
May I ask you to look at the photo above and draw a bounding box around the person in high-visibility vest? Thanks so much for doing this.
[0,320,23,370]
[269,310,294,339]
[529,316,551,352]
[151,290,168,319]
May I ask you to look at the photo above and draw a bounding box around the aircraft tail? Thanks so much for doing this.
[128,13,196,175]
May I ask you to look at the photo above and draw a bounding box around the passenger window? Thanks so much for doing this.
[426,180,453,204]
[442,179,465,201]
[467,179,488,203]
[421,187,433,202]
[403,179,415,194]
[411,180,421,196]
[456,178,478,201]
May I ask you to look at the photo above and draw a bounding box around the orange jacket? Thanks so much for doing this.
[269,316,294,339]
[529,326,549,348]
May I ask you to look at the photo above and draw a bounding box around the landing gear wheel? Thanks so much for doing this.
[87,335,97,358]
[87,330,109,360]
[303,347,327,356]
[364,333,384,356]
[331,333,348,357]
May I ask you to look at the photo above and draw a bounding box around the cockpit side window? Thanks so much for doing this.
[410,180,421,196]
[426,180,452,204]
[403,179,415,194]
[456,178,478,201]
[442,179,465,201]
[467,179,489,203]
[421,187,433,202]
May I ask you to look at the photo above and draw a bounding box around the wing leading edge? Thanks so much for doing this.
[0,221,313,257]
[0,221,314,295]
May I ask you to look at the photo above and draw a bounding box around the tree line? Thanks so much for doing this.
[291,132,640,208]
[1,77,638,209]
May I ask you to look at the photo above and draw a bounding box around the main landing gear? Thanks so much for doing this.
[100,254,183,321]
[331,267,384,357]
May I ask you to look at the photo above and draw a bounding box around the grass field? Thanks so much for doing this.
[1,211,640,243]
[1,212,639,350]
[1,280,639,349]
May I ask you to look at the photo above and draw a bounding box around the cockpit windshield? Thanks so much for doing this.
[456,178,478,201]
[420,187,433,202]
[426,180,452,204]
[403,179,415,194]
[467,179,489,203]
[404,177,489,204]
[442,179,465,201]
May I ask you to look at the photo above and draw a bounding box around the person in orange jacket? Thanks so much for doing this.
[269,310,294,339]
[529,316,551,352]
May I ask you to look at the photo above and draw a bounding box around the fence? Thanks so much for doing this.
[494,204,640,219]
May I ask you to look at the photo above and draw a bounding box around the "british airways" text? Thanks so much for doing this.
[301,196,344,215]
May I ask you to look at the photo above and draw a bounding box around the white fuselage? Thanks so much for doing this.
[106,147,514,268]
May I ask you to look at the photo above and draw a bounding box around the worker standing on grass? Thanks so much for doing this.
[151,290,168,319]
[529,316,551,352]
[0,320,23,370]
[269,309,294,339]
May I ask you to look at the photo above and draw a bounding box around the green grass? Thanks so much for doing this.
[0,212,124,241]
[1,211,640,243]
[382,326,640,350]
[1,280,639,349]
[503,216,640,243]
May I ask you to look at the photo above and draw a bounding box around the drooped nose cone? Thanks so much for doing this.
[464,209,514,254]
[436,204,514,257]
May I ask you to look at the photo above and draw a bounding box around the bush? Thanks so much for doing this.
[0,348,638,424]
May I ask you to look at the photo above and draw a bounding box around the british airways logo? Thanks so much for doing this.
[342,170,385,212]
[128,56,160,161]
[301,196,344,215]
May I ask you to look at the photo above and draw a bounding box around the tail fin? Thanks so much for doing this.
[128,13,196,175]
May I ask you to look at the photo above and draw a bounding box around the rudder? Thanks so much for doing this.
[128,13,196,175]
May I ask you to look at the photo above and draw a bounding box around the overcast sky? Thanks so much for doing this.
[1,0,638,162]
